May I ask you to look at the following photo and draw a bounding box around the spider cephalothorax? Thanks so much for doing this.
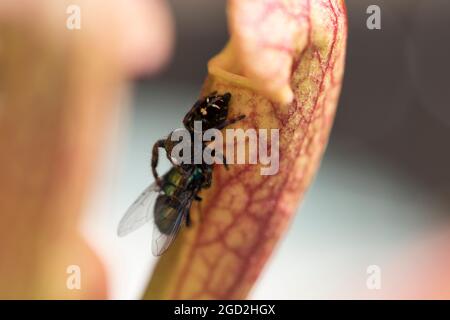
[151,92,245,188]
[183,92,232,132]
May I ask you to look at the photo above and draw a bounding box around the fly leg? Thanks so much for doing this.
[193,194,203,226]
[202,167,213,189]
[186,211,192,227]
[195,168,211,225]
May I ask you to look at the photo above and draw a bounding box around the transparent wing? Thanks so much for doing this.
[151,199,192,256]
[117,182,159,237]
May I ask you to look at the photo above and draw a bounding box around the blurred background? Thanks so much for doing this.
[79,0,450,299]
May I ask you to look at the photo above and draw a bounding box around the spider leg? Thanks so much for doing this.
[204,145,229,170]
[163,136,180,167]
[151,139,166,188]
[195,194,203,225]
[215,150,229,170]
[215,114,246,130]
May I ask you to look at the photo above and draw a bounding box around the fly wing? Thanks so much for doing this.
[117,182,160,237]
[151,198,193,256]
